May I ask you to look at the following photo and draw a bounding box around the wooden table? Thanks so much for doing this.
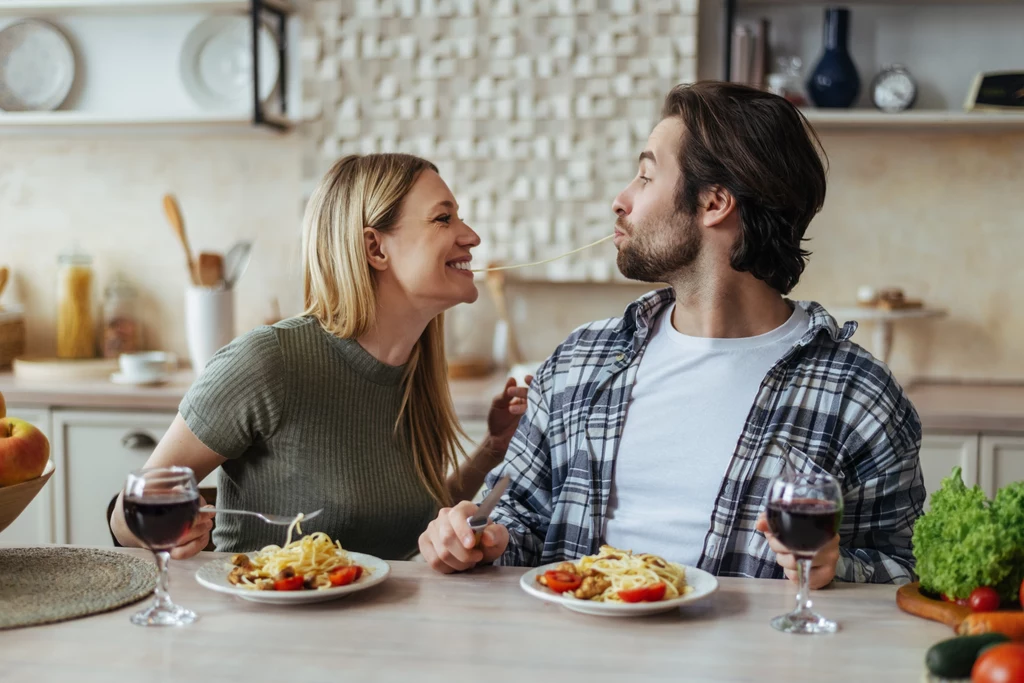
[0,549,949,682]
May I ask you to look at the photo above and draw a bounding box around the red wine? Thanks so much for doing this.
[767,498,841,555]
[124,494,200,550]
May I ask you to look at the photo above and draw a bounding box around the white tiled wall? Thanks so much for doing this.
[299,0,699,282]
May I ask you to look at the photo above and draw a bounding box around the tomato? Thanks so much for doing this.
[618,582,667,603]
[971,643,1024,683]
[328,566,363,587]
[943,593,970,608]
[970,587,1002,613]
[543,570,582,594]
[273,574,305,591]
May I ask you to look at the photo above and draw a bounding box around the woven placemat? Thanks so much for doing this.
[0,547,157,629]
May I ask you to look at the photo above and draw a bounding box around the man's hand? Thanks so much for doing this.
[756,513,839,589]
[419,501,510,574]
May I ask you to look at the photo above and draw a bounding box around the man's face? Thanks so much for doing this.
[612,118,701,283]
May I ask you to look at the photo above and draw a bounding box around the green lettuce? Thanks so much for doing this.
[912,466,1024,602]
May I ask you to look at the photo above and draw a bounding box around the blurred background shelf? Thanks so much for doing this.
[801,110,1024,131]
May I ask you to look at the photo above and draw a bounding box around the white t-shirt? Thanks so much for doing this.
[602,303,811,566]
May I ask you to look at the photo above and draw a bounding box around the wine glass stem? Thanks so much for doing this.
[152,550,173,610]
[794,556,814,615]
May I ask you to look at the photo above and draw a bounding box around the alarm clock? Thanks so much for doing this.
[871,65,917,113]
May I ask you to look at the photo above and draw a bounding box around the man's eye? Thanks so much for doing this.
[639,176,651,185]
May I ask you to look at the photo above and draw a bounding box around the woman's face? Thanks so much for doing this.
[373,170,480,312]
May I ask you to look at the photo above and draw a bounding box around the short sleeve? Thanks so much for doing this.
[179,326,286,459]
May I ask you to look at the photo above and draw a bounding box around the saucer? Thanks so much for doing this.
[110,372,168,387]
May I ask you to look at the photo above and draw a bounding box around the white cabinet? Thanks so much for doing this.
[54,410,177,546]
[0,406,54,546]
[919,432,979,505]
[980,435,1024,499]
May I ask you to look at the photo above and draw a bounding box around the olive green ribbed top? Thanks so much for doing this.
[179,317,438,560]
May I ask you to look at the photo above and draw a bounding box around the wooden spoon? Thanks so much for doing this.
[196,252,224,288]
[163,194,198,285]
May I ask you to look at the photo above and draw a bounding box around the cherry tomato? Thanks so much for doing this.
[543,570,582,594]
[971,643,1024,683]
[970,587,1001,613]
[618,582,667,603]
[273,574,305,591]
[328,566,363,587]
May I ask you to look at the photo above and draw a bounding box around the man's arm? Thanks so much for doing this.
[835,391,926,584]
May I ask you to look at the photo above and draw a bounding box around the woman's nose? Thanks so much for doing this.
[460,221,482,247]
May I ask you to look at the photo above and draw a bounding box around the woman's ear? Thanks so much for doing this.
[364,227,388,272]
[699,185,736,228]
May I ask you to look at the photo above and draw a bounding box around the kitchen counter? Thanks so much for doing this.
[0,547,949,683]
[3,370,1024,433]
[0,370,509,420]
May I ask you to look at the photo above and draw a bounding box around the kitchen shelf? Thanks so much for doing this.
[0,0,293,15]
[801,110,1024,131]
[737,0,1019,4]
[0,111,295,134]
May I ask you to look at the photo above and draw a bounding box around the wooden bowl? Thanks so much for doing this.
[0,460,55,535]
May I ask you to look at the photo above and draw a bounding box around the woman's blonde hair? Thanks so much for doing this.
[302,153,464,507]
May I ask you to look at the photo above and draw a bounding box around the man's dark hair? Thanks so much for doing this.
[661,81,827,294]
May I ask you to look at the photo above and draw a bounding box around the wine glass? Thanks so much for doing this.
[123,467,201,627]
[766,448,843,635]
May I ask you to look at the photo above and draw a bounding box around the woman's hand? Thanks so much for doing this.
[483,375,533,457]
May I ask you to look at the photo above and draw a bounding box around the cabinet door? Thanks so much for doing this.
[919,432,979,506]
[979,435,1024,498]
[55,410,179,546]
[0,407,54,546]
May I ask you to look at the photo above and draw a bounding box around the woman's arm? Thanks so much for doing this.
[109,413,226,559]
[445,376,531,502]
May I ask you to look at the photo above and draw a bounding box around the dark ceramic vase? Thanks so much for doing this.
[806,8,860,108]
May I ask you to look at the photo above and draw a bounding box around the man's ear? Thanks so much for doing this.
[364,227,388,272]
[699,185,737,228]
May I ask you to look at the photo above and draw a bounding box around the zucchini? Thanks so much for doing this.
[926,633,1011,678]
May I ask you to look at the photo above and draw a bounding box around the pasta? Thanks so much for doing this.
[227,518,366,591]
[471,235,614,272]
[537,545,690,603]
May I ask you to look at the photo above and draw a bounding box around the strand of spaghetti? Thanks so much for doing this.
[470,234,614,272]
[284,512,304,547]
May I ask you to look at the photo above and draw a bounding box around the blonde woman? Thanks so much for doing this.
[110,154,530,560]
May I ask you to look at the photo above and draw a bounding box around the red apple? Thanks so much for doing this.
[0,417,50,487]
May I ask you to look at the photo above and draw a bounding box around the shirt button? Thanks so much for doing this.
[615,353,625,362]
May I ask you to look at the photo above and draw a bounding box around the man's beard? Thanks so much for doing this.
[615,209,702,283]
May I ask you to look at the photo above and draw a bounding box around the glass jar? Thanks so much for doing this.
[768,56,810,107]
[56,248,96,359]
[102,275,141,358]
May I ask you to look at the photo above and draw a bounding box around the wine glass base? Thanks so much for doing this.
[770,611,838,635]
[130,603,197,627]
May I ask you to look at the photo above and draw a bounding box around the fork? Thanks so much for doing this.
[206,507,324,526]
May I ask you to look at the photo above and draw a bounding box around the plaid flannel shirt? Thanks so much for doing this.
[485,287,926,584]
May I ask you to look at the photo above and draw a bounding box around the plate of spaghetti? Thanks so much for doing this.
[194,517,389,604]
[519,545,718,617]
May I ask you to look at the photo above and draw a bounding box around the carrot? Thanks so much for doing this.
[958,612,1024,641]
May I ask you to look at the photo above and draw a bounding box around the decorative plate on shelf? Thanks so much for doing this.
[179,16,280,113]
[0,20,76,112]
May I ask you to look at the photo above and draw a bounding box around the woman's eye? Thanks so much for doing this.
[435,214,452,224]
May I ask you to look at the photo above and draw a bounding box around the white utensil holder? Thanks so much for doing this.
[185,286,235,374]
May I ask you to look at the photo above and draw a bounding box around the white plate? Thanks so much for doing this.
[195,551,390,605]
[110,371,168,387]
[520,562,719,617]
[179,16,279,112]
[0,20,75,112]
